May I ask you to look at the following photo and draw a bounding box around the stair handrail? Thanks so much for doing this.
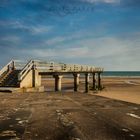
[18,60,34,81]
[0,60,15,76]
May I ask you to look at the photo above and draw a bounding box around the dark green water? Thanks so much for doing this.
[102,71,140,77]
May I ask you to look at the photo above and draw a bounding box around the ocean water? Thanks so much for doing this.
[41,71,140,78]
[102,71,140,77]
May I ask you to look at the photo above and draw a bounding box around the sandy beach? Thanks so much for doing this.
[0,76,140,140]
[41,76,140,104]
[99,77,140,104]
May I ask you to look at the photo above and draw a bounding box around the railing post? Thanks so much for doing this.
[7,65,10,71]
[12,60,15,70]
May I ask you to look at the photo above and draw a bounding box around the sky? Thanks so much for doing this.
[0,0,140,71]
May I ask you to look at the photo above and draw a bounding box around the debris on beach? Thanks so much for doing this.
[71,138,81,140]
[15,118,21,121]
[126,113,140,119]
[122,128,129,132]
[129,134,135,137]
[0,130,16,137]
[9,124,14,127]
[56,109,74,128]
[18,120,28,125]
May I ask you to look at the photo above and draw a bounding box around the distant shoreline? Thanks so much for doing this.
[102,76,140,78]
[102,71,140,77]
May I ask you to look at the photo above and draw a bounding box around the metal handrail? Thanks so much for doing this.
[36,62,103,73]
[18,60,34,81]
[0,60,15,76]
[17,59,104,79]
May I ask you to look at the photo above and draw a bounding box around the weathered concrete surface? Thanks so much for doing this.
[0,92,139,140]
[20,70,41,88]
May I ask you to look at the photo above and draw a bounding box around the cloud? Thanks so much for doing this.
[120,0,140,7]
[30,26,53,35]
[45,28,97,46]
[0,36,20,42]
[0,35,21,47]
[81,0,120,4]
[46,37,66,46]
[0,33,140,71]
[0,20,53,39]
[0,0,140,71]
[12,22,53,35]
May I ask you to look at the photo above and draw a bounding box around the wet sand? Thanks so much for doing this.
[99,77,140,104]
[42,76,140,104]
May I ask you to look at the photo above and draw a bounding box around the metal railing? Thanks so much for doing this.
[14,60,28,70]
[1,59,103,82]
[34,60,103,73]
[18,60,34,81]
[0,60,15,77]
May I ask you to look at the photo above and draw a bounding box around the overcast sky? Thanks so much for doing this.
[0,0,140,71]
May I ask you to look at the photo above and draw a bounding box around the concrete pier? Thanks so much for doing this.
[54,75,63,91]
[0,59,103,92]
[85,73,90,93]
[73,73,80,92]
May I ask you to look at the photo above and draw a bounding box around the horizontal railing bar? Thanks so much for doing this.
[0,60,15,76]
[18,60,33,81]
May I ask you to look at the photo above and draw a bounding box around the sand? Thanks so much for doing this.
[0,76,140,139]
[42,76,140,104]
[97,77,140,104]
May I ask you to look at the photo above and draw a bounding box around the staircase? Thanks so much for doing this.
[0,70,21,87]
[0,60,24,88]
[0,60,34,88]
[0,71,11,86]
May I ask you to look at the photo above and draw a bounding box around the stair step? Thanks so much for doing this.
[0,70,21,87]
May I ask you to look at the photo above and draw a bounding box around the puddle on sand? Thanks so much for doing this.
[0,110,31,140]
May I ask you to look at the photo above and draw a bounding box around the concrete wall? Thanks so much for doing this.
[35,70,41,87]
[20,70,41,88]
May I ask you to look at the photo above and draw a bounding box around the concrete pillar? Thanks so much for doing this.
[85,73,90,93]
[97,73,101,90]
[54,75,63,91]
[73,73,80,92]
[92,73,96,90]
[32,64,36,87]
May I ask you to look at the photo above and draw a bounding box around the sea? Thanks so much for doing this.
[102,71,140,77]
[41,71,140,79]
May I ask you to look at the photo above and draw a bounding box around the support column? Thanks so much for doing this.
[92,73,96,90]
[85,73,90,93]
[97,72,101,90]
[73,73,80,92]
[54,75,63,91]
[32,64,36,87]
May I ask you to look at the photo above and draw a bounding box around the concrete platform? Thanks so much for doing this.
[0,86,45,93]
